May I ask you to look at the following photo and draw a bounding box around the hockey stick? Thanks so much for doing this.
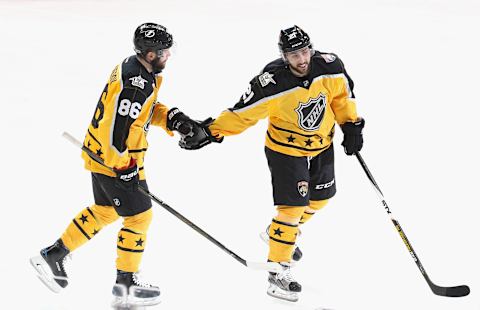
[62,132,282,273]
[354,151,470,297]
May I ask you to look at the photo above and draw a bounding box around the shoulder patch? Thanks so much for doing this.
[109,65,119,83]
[320,54,336,63]
[129,75,148,89]
[258,72,276,87]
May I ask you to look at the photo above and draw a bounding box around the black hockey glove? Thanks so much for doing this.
[179,117,223,150]
[340,118,365,155]
[113,161,139,192]
[166,107,195,135]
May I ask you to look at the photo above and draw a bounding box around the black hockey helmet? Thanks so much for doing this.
[133,22,173,55]
[278,25,312,53]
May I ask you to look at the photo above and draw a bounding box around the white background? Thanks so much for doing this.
[1,0,479,309]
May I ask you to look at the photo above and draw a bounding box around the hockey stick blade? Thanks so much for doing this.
[430,282,470,297]
[246,261,284,273]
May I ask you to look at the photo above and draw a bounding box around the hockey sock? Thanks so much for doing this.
[268,206,304,262]
[61,204,119,251]
[299,199,328,225]
[116,208,153,272]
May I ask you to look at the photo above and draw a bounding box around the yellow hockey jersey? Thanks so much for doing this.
[209,51,359,157]
[82,56,172,179]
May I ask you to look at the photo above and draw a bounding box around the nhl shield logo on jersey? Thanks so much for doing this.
[129,75,147,89]
[295,93,327,131]
[297,181,309,197]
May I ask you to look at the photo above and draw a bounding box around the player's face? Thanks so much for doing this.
[285,47,312,77]
[152,49,171,72]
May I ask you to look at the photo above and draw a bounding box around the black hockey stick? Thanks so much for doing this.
[354,151,469,297]
[62,132,282,273]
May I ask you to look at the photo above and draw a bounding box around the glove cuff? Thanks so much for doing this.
[166,108,185,131]
[341,118,365,134]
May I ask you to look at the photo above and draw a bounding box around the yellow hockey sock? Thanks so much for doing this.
[268,219,299,262]
[299,199,329,225]
[61,204,119,251]
[299,210,315,224]
[116,208,153,272]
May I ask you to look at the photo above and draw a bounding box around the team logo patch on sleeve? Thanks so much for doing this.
[295,93,327,131]
[259,72,276,87]
[297,181,309,197]
[320,54,336,63]
[109,66,119,83]
[129,75,147,89]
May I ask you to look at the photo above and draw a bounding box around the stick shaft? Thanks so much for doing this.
[62,132,248,266]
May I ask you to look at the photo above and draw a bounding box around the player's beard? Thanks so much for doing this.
[151,56,166,74]
[290,60,310,77]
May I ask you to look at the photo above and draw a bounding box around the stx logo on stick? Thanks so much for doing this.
[382,200,391,214]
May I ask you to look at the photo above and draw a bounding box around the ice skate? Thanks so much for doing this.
[267,262,302,302]
[260,226,303,261]
[112,270,161,307]
[30,239,70,293]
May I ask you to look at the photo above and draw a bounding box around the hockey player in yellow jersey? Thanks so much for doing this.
[30,23,201,306]
[181,25,365,302]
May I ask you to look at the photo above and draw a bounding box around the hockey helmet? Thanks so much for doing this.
[133,23,173,55]
[278,25,312,53]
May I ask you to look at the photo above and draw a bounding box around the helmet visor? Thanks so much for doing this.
[155,40,176,59]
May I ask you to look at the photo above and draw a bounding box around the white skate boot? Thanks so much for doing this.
[112,270,161,308]
[267,262,302,302]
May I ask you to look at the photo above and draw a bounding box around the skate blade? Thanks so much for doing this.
[112,296,161,308]
[112,285,161,308]
[112,297,148,310]
[267,284,299,302]
[30,256,66,294]
[129,286,161,307]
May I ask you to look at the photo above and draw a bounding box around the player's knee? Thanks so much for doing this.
[123,208,153,233]
[276,206,306,224]
[90,204,119,226]
[308,199,328,212]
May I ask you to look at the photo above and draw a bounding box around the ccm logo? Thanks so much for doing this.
[315,179,335,190]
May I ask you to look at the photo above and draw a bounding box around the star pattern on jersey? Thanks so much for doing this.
[79,214,88,224]
[135,238,144,247]
[118,234,125,244]
[287,135,296,143]
[305,138,313,147]
[328,127,335,139]
[96,149,103,157]
[92,228,99,236]
[273,227,284,237]
[318,137,323,144]
[87,140,91,148]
